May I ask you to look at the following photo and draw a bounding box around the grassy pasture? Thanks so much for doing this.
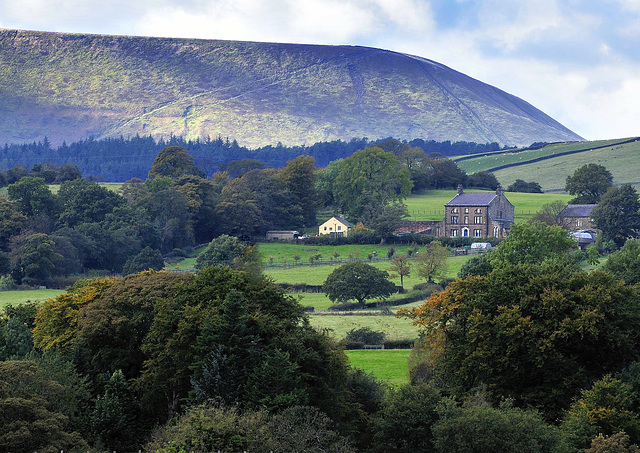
[309,314,419,342]
[345,349,411,385]
[455,138,640,192]
[266,254,472,288]
[0,289,64,310]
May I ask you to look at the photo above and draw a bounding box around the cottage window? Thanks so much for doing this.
[462,228,469,237]
[474,216,483,224]
[464,208,469,214]
[451,229,458,237]
[324,226,327,231]
[474,229,482,237]
[451,216,458,224]
[338,226,342,230]
[493,226,499,237]
[452,208,459,213]
[464,216,469,224]
[475,208,482,214]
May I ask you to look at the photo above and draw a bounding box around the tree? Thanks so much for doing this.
[604,239,640,285]
[11,233,62,285]
[7,176,59,219]
[0,198,27,251]
[122,246,164,275]
[57,178,125,227]
[507,179,543,193]
[415,241,449,283]
[404,262,640,420]
[530,199,572,228]
[388,254,411,290]
[277,155,320,227]
[433,399,566,453]
[565,163,613,204]
[148,146,204,179]
[0,361,88,451]
[322,261,396,306]
[195,234,252,269]
[467,171,499,190]
[334,146,412,220]
[562,375,640,450]
[457,254,493,279]
[592,184,640,248]
[370,383,442,453]
[487,221,576,269]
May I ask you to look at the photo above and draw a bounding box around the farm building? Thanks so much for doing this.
[397,185,515,239]
[319,216,353,237]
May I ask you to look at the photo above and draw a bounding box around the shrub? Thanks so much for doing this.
[342,327,386,345]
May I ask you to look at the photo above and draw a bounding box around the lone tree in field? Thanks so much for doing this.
[322,261,396,306]
[565,163,613,204]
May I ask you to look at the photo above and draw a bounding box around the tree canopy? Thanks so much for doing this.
[592,184,640,248]
[322,261,396,306]
[565,163,613,204]
[404,262,640,420]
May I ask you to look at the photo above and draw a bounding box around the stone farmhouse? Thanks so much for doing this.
[558,204,597,231]
[397,185,515,238]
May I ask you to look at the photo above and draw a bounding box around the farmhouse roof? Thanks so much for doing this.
[445,192,497,207]
[559,204,597,217]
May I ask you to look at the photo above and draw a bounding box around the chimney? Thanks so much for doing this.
[457,184,464,195]
[496,184,504,196]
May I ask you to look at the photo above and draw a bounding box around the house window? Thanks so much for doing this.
[462,228,469,237]
[474,229,482,237]
[475,208,482,214]
[451,229,458,237]
[464,208,469,214]
[493,226,499,237]
[474,216,483,224]
[451,208,459,214]
[464,216,469,224]
[338,226,342,230]
[451,216,458,224]
[324,226,327,231]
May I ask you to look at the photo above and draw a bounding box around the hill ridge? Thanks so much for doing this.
[0,28,583,148]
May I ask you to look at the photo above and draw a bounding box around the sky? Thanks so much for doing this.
[2,0,640,141]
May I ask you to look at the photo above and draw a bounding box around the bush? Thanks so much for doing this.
[342,327,386,345]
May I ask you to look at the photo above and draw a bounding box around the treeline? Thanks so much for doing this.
[0,135,505,181]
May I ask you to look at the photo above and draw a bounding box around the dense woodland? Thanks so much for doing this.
[0,135,505,181]
[3,142,640,451]
[0,142,502,288]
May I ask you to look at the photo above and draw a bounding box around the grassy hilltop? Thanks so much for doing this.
[1,28,582,148]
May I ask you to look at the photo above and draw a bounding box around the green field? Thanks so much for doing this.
[455,138,640,192]
[266,254,472,288]
[309,314,419,342]
[0,289,64,310]
[345,349,411,385]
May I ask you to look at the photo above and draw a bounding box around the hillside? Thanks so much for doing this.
[0,28,583,148]
[456,138,640,192]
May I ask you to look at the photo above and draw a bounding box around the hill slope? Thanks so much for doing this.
[0,29,583,148]
[456,138,640,191]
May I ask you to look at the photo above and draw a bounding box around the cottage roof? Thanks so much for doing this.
[559,204,597,217]
[324,216,353,227]
[446,192,497,207]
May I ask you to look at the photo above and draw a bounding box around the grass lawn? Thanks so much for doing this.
[309,314,419,342]
[267,254,472,287]
[0,289,64,310]
[345,349,411,386]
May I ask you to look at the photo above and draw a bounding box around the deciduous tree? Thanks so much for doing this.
[592,184,640,248]
[323,261,396,306]
[565,163,613,204]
